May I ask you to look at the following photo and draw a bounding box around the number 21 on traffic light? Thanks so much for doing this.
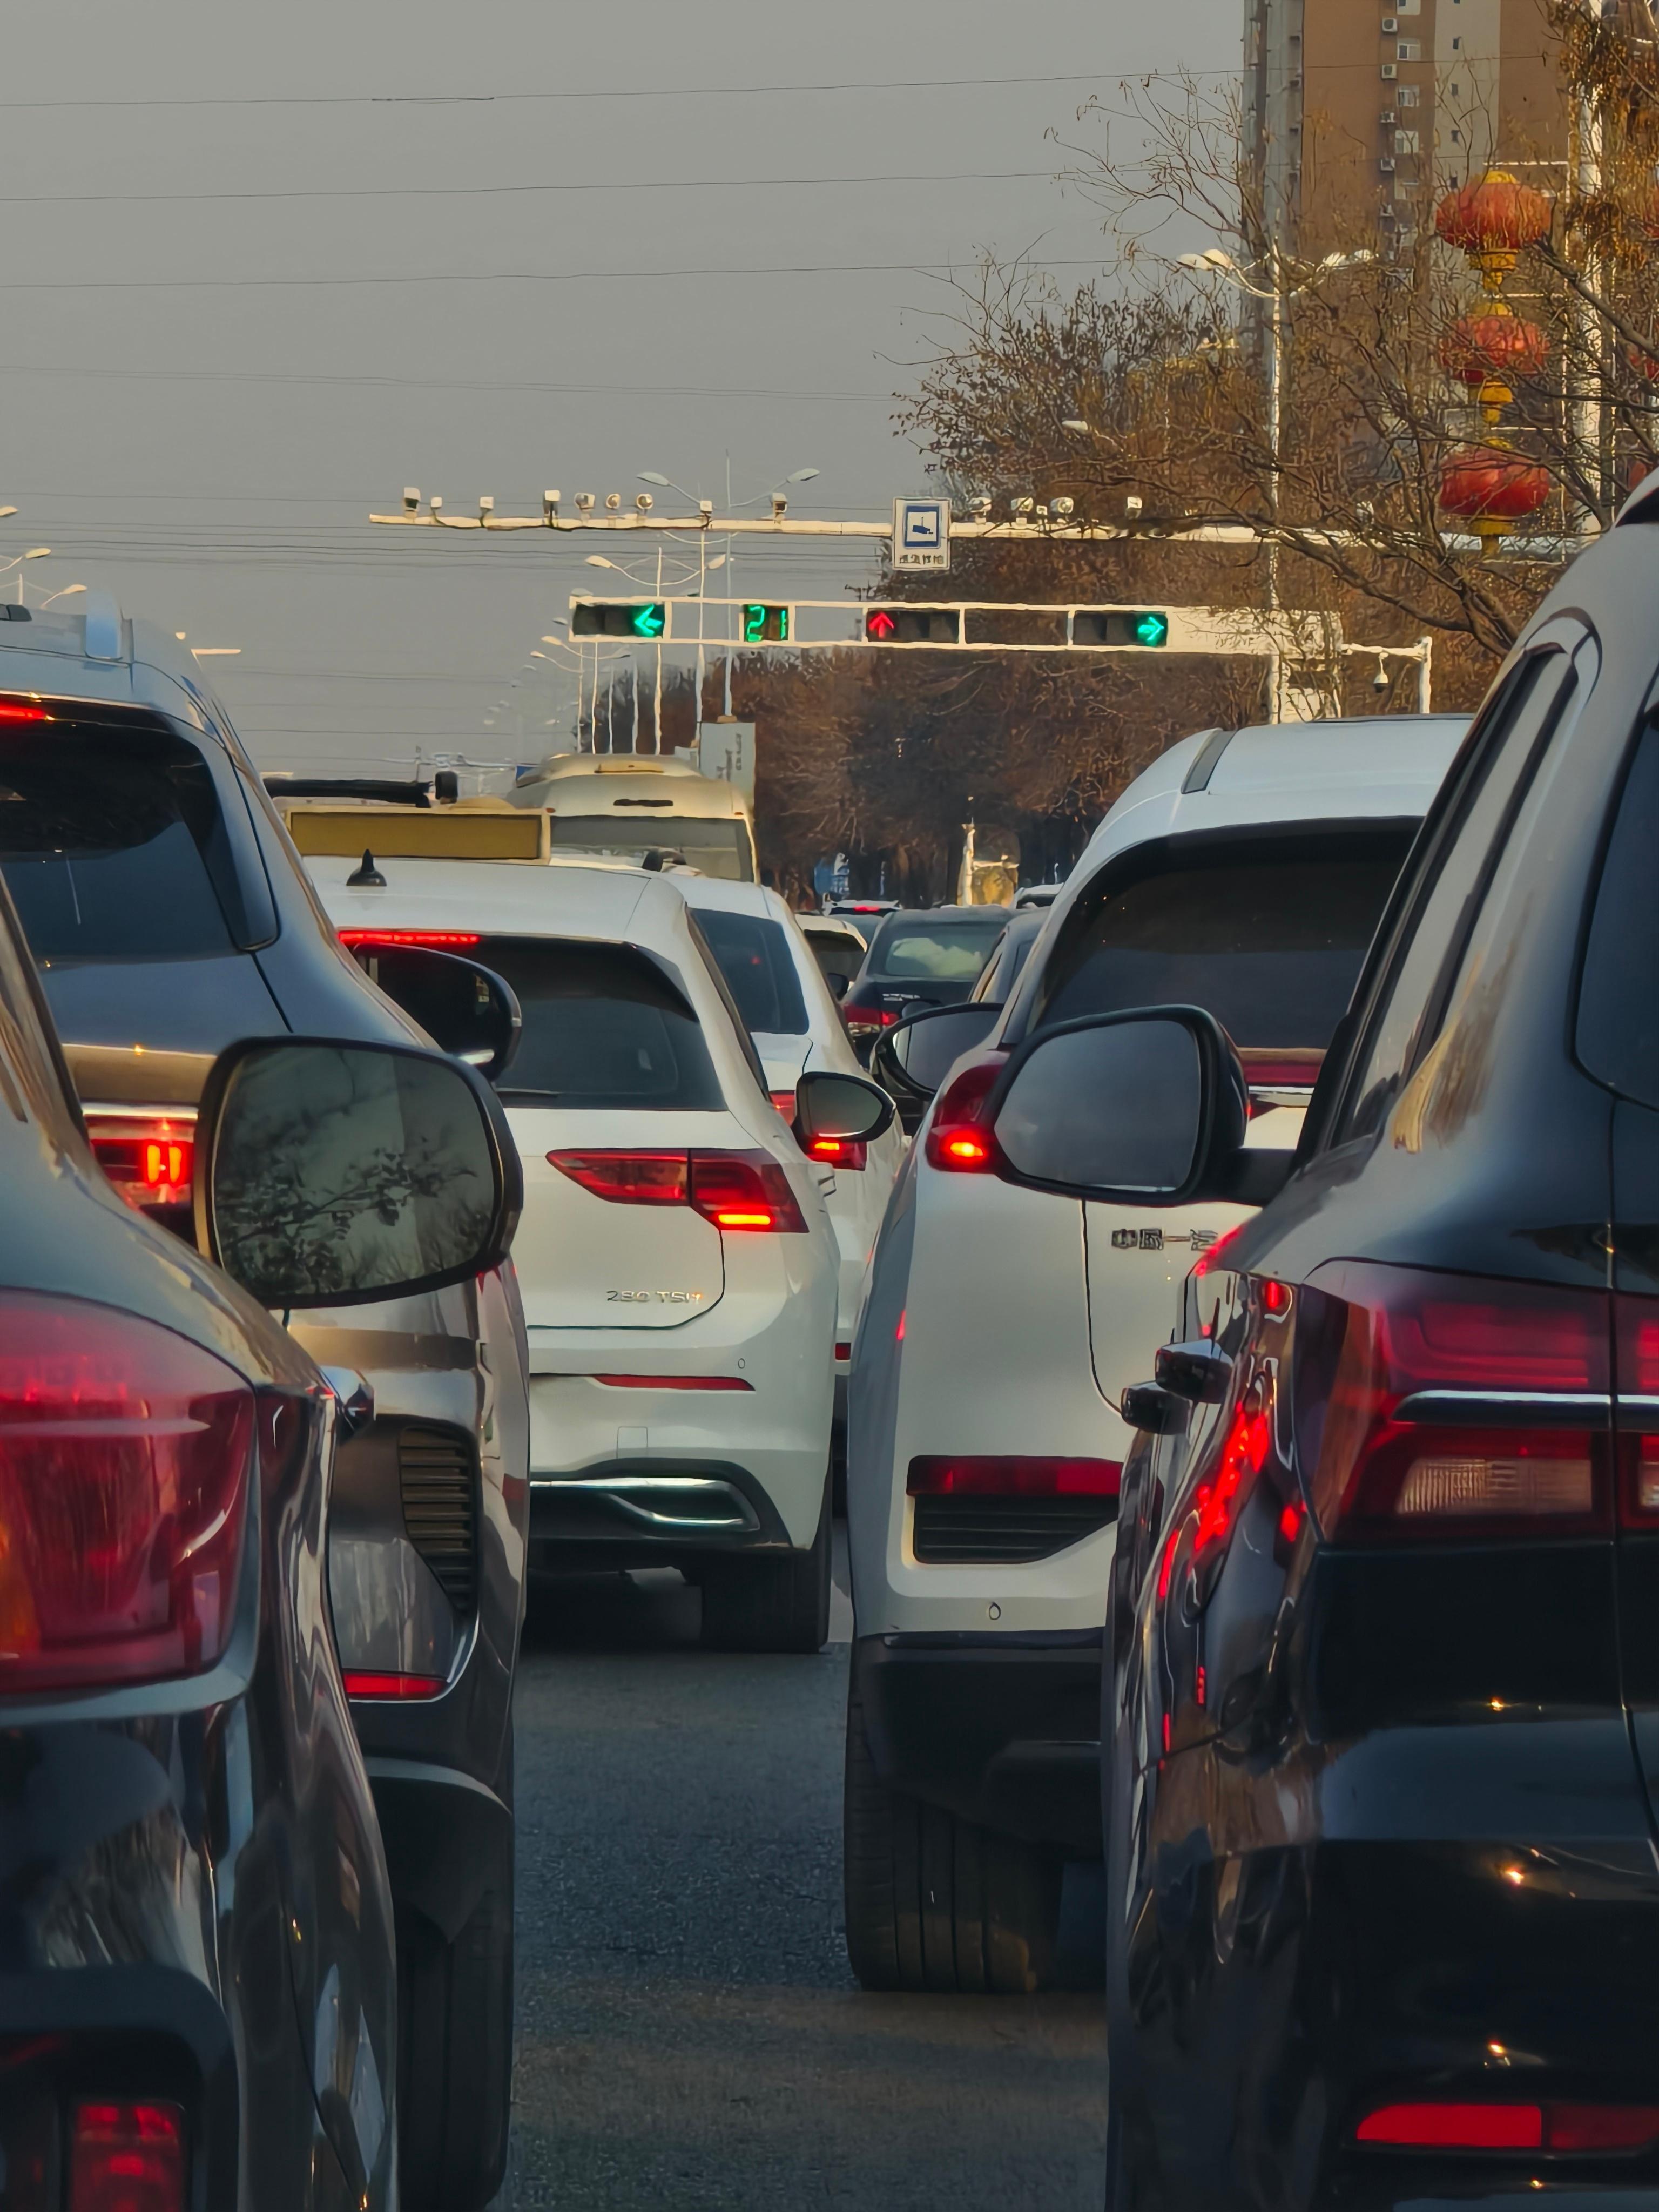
[742,604,790,643]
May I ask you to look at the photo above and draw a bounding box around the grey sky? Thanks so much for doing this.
[6,0,1236,775]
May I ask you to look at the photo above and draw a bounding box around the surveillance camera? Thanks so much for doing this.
[772,493,788,517]
[1124,495,1144,520]
[605,493,622,512]
[479,495,495,517]
[576,492,595,512]
[1372,663,1391,694]
[403,487,420,514]
[543,490,560,519]
[1013,496,1035,516]
[429,496,443,513]
[699,498,714,517]
[1050,496,1075,518]
[969,496,992,519]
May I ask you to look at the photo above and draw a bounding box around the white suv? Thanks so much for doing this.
[843,713,1468,1988]
[307,853,892,1651]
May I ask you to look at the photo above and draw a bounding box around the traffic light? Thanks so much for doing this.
[864,608,962,644]
[1073,609,1170,649]
[572,602,667,639]
[741,603,791,643]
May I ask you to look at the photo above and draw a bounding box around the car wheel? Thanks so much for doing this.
[699,1472,832,1653]
[396,1851,514,2212]
[843,1685,1061,1993]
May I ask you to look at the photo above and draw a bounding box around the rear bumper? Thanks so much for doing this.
[528,1455,793,1566]
[852,1630,1102,1856]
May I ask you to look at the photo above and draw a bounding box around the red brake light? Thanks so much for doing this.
[548,1148,806,1231]
[768,1089,798,1122]
[342,1670,445,1700]
[1355,2100,1659,2153]
[835,1341,853,1363]
[807,1135,867,1169]
[907,1456,1122,1498]
[1298,1263,1611,1541]
[338,929,481,948]
[0,1296,253,1695]
[1616,1295,1659,1526]
[70,2100,185,2212]
[0,699,50,725]
[85,1114,196,1213]
[843,1003,900,1036]
[923,1053,1007,1172]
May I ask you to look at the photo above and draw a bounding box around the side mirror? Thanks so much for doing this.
[194,1037,523,1310]
[872,999,1004,1099]
[986,1007,1280,1206]
[349,943,522,1083]
[795,1069,896,1145]
[824,971,851,1000]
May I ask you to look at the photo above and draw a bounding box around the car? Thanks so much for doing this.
[799,913,868,999]
[969,905,1048,1006]
[0,599,529,2212]
[1013,882,1062,909]
[665,873,906,1446]
[0,857,521,2212]
[979,517,1659,2203]
[304,850,894,1652]
[839,903,1012,1055]
[841,712,1467,1992]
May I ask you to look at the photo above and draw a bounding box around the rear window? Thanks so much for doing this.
[546,814,754,881]
[1037,831,1415,1049]
[0,724,240,957]
[802,927,862,987]
[476,936,724,1111]
[696,909,808,1035]
[869,913,1008,980]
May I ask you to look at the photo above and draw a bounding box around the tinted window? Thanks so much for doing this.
[0,726,236,956]
[696,909,808,1035]
[803,928,862,986]
[1038,833,1413,1048]
[1578,721,1659,1107]
[1334,652,1577,1144]
[869,913,1008,980]
[474,937,723,1110]
[546,815,753,881]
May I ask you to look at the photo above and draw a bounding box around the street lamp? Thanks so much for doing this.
[1177,244,1373,717]
[38,583,86,609]
[639,464,819,714]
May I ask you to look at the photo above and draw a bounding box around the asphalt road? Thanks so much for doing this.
[504,1536,1107,2211]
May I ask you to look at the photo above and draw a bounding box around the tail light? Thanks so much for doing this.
[70,2100,185,2212]
[342,1670,444,1700]
[1616,1294,1659,1524]
[843,1002,900,1039]
[768,1089,798,1122]
[1298,1263,1611,1542]
[806,1135,867,1169]
[338,929,481,948]
[0,1294,253,1694]
[922,1053,1008,1172]
[1355,2100,1659,2153]
[85,1113,196,1214]
[835,1341,853,1363]
[907,1456,1122,1498]
[591,1374,752,1391]
[548,1148,807,1232]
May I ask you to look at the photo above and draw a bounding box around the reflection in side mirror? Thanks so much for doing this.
[195,1037,522,1310]
[872,1002,1005,1104]
[988,1008,1251,1206]
[349,943,522,1083]
[795,1070,895,1145]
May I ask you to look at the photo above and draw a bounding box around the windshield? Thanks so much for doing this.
[547,813,754,882]
[870,912,1009,980]
[473,935,724,1109]
[695,908,808,1035]
[1038,832,1415,1048]
[0,725,239,957]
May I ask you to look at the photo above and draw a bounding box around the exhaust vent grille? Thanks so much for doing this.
[398,1426,477,1609]
[911,1495,1115,1565]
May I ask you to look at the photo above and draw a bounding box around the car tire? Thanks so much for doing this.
[842,1685,1061,1994]
[699,1472,832,1653]
[396,1858,515,2212]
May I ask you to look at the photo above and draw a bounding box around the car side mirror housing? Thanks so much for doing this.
[871,1001,1005,1106]
[986,1006,1285,1207]
[794,1069,896,1145]
[824,971,851,1000]
[348,942,522,1083]
[194,1037,523,1310]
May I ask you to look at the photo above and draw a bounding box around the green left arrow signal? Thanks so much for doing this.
[630,603,666,639]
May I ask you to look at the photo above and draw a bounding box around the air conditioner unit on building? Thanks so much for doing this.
[1381,61,1398,78]
[1380,107,1397,123]
[1381,16,1399,29]
[1379,155,1397,171]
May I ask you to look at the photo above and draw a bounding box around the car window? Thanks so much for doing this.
[469,936,725,1110]
[803,928,861,987]
[0,721,257,957]
[682,912,774,1101]
[545,815,753,881]
[871,914,1007,980]
[696,908,809,1035]
[1035,829,1414,1048]
[1331,649,1582,1146]
[0,876,80,1135]
[1578,716,1659,1107]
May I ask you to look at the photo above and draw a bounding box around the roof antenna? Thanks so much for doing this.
[347,848,387,887]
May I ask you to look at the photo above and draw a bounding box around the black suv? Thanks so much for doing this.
[0,599,528,2212]
[969,495,1659,2207]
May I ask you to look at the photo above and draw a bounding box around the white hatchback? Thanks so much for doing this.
[307,853,892,1651]
[842,713,1468,1988]
[665,875,905,1412]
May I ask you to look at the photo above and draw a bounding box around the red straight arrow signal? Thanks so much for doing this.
[865,609,898,640]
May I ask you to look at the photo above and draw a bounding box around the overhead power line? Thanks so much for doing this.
[0,255,1104,294]
[0,360,889,404]
[0,166,1054,209]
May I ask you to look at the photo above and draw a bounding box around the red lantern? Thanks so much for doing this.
[1631,340,1659,383]
[1439,443,1552,552]
[1434,170,1552,292]
[1439,309,1548,420]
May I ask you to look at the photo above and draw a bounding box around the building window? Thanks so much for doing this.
[1451,127,1462,141]
[1398,84,1419,105]
[1395,128,1420,153]
[1397,39,1422,58]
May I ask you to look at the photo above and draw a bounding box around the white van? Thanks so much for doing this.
[510,754,758,881]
